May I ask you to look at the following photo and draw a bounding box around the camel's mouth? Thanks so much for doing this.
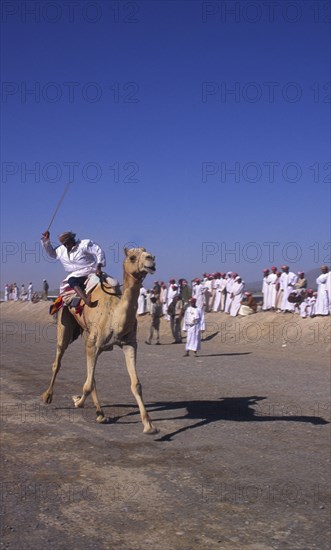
[144,264,156,273]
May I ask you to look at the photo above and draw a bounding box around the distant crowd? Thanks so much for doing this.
[3,280,50,302]
[138,264,331,320]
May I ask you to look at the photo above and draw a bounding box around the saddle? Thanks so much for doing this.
[49,273,120,315]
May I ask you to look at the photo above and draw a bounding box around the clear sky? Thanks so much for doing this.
[1,0,330,289]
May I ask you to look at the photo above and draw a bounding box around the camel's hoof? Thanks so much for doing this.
[144,426,159,435]
[41,392,52,404]
[96,414,109,424]
[72,395,83,408]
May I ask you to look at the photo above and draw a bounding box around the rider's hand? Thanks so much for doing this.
[42,231,50,239]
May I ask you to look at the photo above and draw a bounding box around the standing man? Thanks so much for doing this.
[12,283,19,301]
[315,265,329,316]
[41,280,49,301]
[169,294,184,343]
[183,297,202,357]
[28,282,34,301]
[230,276,245,317]
[280,266,297,313]
[145,296,163,345]
[261,269,270,311]
[41,230,106,307]
[266,266,278,310]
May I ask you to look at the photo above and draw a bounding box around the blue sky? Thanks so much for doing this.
[1,0,330,289]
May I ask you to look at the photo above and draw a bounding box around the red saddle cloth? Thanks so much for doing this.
[49,295,85,316]
[49,296,63,315]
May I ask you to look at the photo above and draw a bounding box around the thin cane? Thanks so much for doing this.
[46,181,73,232]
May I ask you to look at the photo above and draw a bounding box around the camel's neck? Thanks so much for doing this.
[122,271,143,300]
[109,271,143,338]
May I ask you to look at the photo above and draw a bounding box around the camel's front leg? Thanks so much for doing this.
[122,343,158,434]
[72,344,100,411]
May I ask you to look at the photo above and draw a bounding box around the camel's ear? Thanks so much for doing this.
[124,247,129,256]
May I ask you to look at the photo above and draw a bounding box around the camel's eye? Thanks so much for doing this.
[130,255,136,262]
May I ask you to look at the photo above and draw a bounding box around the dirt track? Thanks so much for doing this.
[1,302,330,549]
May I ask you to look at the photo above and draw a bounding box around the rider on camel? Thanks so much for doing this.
[41,230,106,307]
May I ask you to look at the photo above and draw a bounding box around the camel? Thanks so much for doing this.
[41,247,158,434]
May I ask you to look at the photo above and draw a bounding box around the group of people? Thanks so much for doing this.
[3,279,50,302]
[139,264,331,355]
[261,265,331,318]
[4,282,34,302]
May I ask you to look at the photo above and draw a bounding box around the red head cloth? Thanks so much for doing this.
[271,266,277,271]
[245,292,251,296]
[298,272,304,275]
[281,265,288,270]
[263,268,269,273]
[169,279,176,284]
[232,272,238,278]
[188,297,196,304]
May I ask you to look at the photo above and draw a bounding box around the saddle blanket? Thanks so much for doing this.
[49,273,120,315]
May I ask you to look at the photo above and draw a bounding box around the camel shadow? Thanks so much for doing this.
[101,396,329,441]
[151,397,329,441]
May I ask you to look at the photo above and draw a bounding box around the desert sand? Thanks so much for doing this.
[1,301,330,549]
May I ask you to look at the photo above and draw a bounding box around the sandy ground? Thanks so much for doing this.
[1,301,330,549]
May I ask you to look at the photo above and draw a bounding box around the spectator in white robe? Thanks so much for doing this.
[219,273,227,311]
[262,269,270,310]
[280,266,297,312]
[137,287,147,315]
[28,282,33,301]
[230,277,245,317]
[4,284,9,301]
[20,284,28,301]
[192,279,205,310]
[160,283,168,316]
[12,283,19,301]
[299,289,314,318]
[275,272,283,311]
[327,271,331,314]
[315,266,329,316]
[266,266,278,310]
[166,281,178,320]
[183,298,202,357]
[224,272,236,314]
[203,276,214,312]
[212,273,222,312]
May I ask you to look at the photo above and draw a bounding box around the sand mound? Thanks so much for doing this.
[1,301,330,351]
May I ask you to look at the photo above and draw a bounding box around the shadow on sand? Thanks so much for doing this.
[101,396,329,441]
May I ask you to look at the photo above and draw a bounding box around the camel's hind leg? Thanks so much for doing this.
[122,343,158,434]
[41,307,79,404]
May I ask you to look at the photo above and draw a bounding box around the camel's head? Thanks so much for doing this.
[124,247,156,280]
